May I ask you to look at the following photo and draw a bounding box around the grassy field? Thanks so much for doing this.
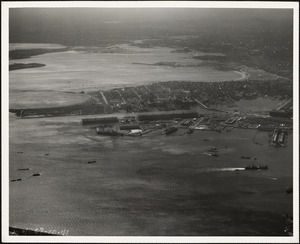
[9,90,90,109]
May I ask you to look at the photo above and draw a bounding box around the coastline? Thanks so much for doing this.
[234,70,250,80]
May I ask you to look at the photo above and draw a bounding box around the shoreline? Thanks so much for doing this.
[234,70,250,80]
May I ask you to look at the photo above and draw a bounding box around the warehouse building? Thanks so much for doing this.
[82,117,119,125]
[138,112,198,121]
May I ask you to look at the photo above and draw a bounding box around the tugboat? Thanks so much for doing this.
[87,160,96,164]
[163,126,178,135]
[244,165,268,170]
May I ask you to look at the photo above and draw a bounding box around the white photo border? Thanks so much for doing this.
[1,1,299,243]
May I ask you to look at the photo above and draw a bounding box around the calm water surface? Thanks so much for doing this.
[9,115,293,236]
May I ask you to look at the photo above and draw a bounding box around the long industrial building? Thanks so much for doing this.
[137,112,198,121]
[82,117,119,125]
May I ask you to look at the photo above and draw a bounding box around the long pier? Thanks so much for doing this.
[100,91,108,105]
[194,99,208,109]
[277,98,292,110]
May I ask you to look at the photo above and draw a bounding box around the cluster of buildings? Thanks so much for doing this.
[11,79,292,120]
[81,108,292,138]
[87,79,292,115]
[270,129,287,147]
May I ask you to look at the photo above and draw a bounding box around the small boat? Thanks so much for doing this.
[209,153,219,157]
[241,156,251,159]
[11,178,22,182]
[241,156,257,160]
[245,165,268,170]
[32,173,41,177]
[208,147,218,153]
[87,160,96,164]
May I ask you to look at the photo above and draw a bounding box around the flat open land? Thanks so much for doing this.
[9,43,66,51]
[9,43,243,109]
[9,113,292,236]
[9,90,90,109]
[211,97,289,112]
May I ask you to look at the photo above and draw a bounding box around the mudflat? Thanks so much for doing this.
[9,43,243,109]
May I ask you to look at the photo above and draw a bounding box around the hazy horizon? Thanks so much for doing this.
[10,8,293,46]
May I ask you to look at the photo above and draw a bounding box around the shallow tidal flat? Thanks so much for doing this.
[9,113,293,236]
[210,97,289,113]
[9,43,242,109]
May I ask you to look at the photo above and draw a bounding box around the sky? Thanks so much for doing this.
[9,8,293,45]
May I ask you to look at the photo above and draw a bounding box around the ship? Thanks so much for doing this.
[96,127,123,136]
[244,165,268,170]
[163,126,178,135]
